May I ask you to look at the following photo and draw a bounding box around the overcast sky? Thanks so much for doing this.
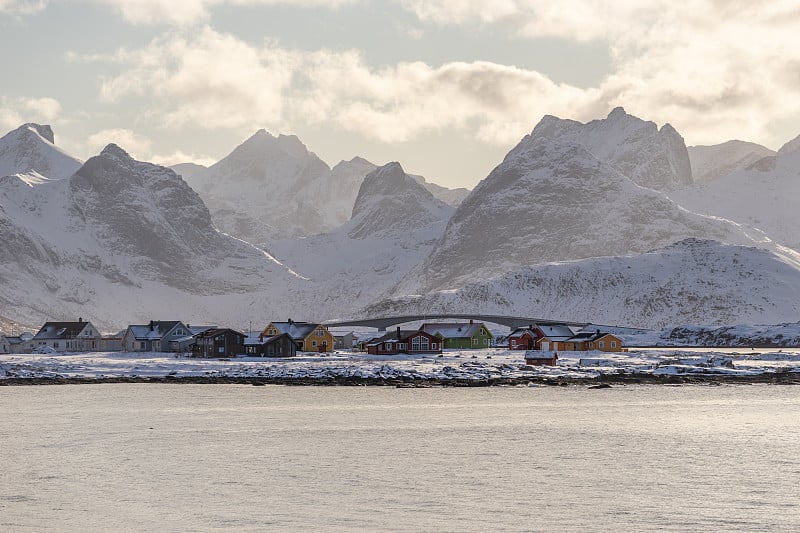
[1,0,799,188]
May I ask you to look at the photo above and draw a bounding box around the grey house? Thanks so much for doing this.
[122,321,193,352]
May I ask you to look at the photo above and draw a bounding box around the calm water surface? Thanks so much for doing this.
[1,384,799,532]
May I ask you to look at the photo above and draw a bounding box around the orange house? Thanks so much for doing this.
[262,320,335,352]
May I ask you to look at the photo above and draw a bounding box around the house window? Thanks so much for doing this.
[140,341,145,350]
[511,340,516,347]
[268,329,277,336]
[412,336,429,351]
[316,329,324,336]
[611,341,617,348]
[472,338,478,346]
[599,341,605,349]
[54,342,59,349]
[218,347,224,353]
[399,343,407,351]
[432,342,437,350]
[312,340,317,347]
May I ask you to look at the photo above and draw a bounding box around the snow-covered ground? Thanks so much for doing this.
[2,347,800,382]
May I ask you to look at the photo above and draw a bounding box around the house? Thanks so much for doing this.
[0,335,8,354]
[122,321,193,352]
[262,320,335,352]
[4,333,34,354]
[420,321,494,349]
[193,328,246,358]
[29,319,101,352]
[536,324,581,351]
[366,328,442,355]
[508,327,539,350]
[567,330,624,352]
[525,351,559,366]
[244,332,297,357]
[333,331,356,350]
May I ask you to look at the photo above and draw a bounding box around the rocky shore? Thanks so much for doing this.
[3,371,800,387]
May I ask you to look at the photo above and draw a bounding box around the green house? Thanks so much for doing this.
[419,322,494,349]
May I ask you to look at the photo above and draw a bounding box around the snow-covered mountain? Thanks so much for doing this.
[403,112,763,293]
[365,239,800,329]
[688,140,775,183]
[410,174,470,207]
[0,123,82,179]
[528,107,693,191]
[181,129,333,243]
[0,143,308,330]
[170,162,207,182]
[269,162,453,318]
[671,135,800,251]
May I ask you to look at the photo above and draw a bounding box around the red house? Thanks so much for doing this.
[508,326,539,350]
[525,352,559,366]
[367,328,442,355]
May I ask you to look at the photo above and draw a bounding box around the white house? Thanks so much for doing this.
[29,319,101,352]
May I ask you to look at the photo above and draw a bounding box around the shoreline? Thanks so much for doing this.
[3,371,800,387]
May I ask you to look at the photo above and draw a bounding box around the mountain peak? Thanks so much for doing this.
[778,133,800,156]
[21,123,55,144]
[607,106,628,119]
[0,123,81,180]
[100,143,132,161]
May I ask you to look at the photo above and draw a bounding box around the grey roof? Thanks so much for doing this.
[127,321,183,341]
[194,328,245,340]
[420,322,490,339]
[537,324,579,340]
[33,321,93,341]
[269,322,322,339]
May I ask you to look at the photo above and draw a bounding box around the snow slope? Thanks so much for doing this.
[688,140,775,183]
[0,123,82,179]
[672,137,800,251]
[268,162,453,320]
[365,239,800,329]
[404,114,764,293]
[0,144,310,331]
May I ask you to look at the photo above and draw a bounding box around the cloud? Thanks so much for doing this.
[86,128,153,159]
[84,128,215,166]
[0,96,62,130]
[87,1,800,152]
[82,0,356,25]
[398,0,800,148]
[0,0,46,15]
[90,27,602,146]
[97,27,297,130]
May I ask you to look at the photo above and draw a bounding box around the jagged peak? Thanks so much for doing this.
[778,133,800,156]
[100,143,133,161]
[607,106,628,119]
[21,123,55,144]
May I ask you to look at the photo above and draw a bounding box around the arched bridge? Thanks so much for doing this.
[324,314,590,331]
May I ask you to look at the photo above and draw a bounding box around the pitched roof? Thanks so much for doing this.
[127,321,183,340]
[269,322,323,339]
[537,324,579,341]
[420,322,489,339]
[32,321,92,340]
[193,328,245,340]
[567,331,621,343]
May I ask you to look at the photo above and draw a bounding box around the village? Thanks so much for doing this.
[0,317,625,366]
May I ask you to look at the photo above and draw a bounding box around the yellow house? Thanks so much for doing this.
[568,331,624,352]
[262,320,335,352]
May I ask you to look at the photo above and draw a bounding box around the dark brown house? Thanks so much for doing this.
[244,333,297,357]
[366,328,442,355]
[192,328,246,358]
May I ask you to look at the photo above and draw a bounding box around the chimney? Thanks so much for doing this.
[78,317,83,323]
[149,320,154,331]
[396,326,401,341]
[288,318,293,325]
[469,319,473,324]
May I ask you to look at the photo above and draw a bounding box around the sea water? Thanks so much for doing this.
[1,384,799,532]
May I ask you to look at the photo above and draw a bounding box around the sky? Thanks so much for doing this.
[1,0,800,189]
